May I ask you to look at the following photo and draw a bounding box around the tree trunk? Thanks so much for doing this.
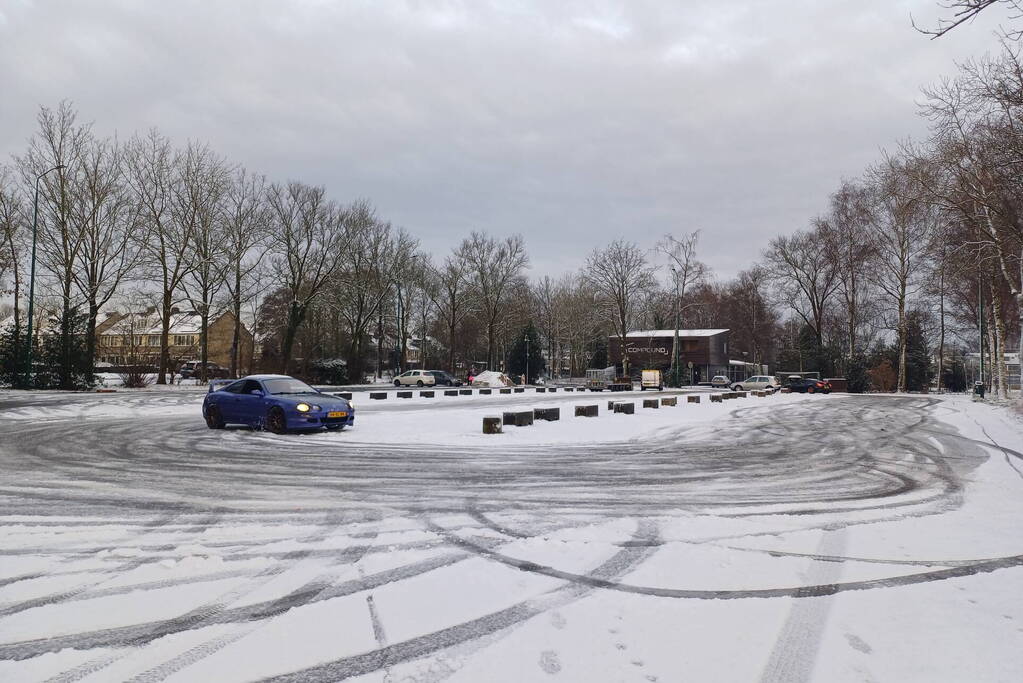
[376,315,383,379]
[230,267,242,377]
[199,307,210,384]
[896,295,907,394]
[279,301,303,375]
[85,300,99,381]
[989,278,1009,400]
[158,290,172,385]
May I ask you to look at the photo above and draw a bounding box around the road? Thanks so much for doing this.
[0,390,1021,682]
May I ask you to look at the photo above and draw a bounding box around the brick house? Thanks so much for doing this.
[96,309,254,374]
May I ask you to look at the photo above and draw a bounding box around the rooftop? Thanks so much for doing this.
[624,329,729,338]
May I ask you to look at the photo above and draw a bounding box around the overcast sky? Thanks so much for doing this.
[0,0,1008,281]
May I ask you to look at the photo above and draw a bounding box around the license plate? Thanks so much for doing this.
[327,411,348,418]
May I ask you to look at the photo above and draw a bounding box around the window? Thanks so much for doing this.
[222,380,247,394]
[240,380,263,394]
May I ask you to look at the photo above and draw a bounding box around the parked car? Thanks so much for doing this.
[710,375,731,388]
[202,374,355,433]
[393,369,437,387]
[180,361,230,379]
[731,375,780,393]
[786,377,832,394]
[427,370,462,386]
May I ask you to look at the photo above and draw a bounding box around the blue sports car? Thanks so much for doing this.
[202,374,355,433]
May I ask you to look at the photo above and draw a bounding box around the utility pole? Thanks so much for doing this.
[25,164,64,387]
[525,333,529,385]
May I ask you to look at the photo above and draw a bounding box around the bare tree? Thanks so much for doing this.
[429,251,473,373]
[179,146,232,381]
[126,132,200,384]
[584,239,654,376]
[70,134,144,369]
[866,156,936,393]
[220,169,269,377]
[17,103,90,388]
[914,1,1022,39]
[458,232,529,370]
[265,182,350,373]
[764,223,839,348]
[0,167,25,345]
[332,211,417,381]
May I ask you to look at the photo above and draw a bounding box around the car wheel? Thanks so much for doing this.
[807,387,814,394]
[326,424,345,432]
[267,406,287,434]
[735,385,743,391]
[417,380,424,387]
[205,405,225,430]
[393,380,401,387]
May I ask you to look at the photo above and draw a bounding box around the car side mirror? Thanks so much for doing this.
[250,389,263,397]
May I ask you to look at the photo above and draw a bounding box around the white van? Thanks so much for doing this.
[640,369,663,391]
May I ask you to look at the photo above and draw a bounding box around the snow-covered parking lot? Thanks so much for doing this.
[0,389,1021,682]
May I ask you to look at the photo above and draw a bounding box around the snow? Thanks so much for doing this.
[0,392,1021,681]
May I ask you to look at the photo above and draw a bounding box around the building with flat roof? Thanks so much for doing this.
[609,329,737,384]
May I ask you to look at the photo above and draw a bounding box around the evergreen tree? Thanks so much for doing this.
[508,321,545,383]
[845,352,871,393]
[34,307,95,390]
[903,312,934,392]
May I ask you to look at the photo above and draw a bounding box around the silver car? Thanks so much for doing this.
[731,375,779,392]
[393,370,437,387]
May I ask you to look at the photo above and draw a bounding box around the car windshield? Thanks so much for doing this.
[263,378,318,395]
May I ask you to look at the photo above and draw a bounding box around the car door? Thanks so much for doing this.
[215,380,247,420]
[230,380,266,424]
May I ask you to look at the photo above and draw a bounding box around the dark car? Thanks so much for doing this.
[180,361,229,380]
[202,374,355,434]
[786,378,831,394]
[427,370,462,386]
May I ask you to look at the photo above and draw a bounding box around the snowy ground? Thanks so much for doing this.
[0,389,1021,682]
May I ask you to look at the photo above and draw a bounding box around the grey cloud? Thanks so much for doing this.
[0,0,1007,280]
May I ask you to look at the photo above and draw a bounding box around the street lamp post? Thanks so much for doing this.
[24,164,64,387]
[671,267,681,387]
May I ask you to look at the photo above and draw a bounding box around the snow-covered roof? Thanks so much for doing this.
[624,329,728,338]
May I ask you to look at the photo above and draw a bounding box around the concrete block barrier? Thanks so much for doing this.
[710,394,723,403]
[780,388,791,394]
[608,400,618,410]
[614,402,635,414]
[565,387,575,392]
[736,391,747,398]
[575,404,598,417]
[536,387,547,393]
[499,388,512,394]
[643,399,659,409]
[533,407,561,421]
[514,387,525,393]
[479,389,492,395]
[687,395,700,403]
[482,416,503,434]
[420,390,435,398]
[503,411,534,427]
[548,387,558,393]
[396,391,413,398]
[444,389,459,396]
[459,389,473,395]
[370,392,387,400]
[661,397,677,406]
[339,392,353,400]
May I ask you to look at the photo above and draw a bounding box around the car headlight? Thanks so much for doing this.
[296,403,311,412]
[348,400,355,409]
